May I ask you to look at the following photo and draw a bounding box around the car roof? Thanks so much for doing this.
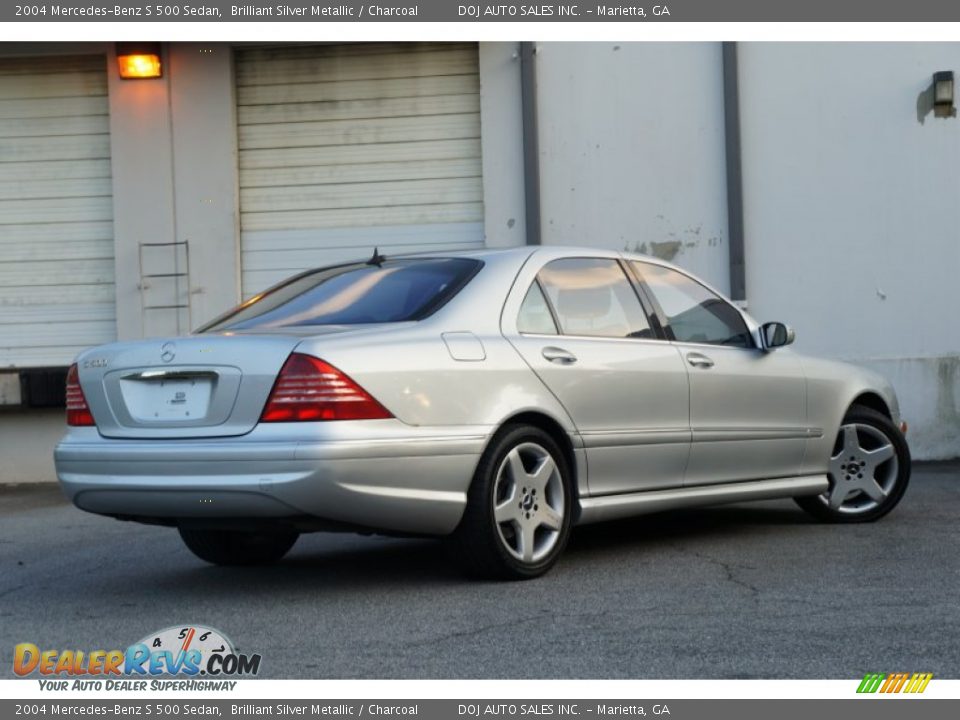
[387,244,686,272]
[399,245,739,312]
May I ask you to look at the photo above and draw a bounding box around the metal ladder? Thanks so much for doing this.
[138,240,191,337]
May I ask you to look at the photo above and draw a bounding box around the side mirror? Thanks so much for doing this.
[761,321,795,350]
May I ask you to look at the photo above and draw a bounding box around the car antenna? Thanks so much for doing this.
[367,247,387,267]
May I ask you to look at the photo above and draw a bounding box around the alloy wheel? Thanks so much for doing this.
[492,442,565,563]
[821,423,899,514]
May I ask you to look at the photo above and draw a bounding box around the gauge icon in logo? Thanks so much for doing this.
[132,624,235,675]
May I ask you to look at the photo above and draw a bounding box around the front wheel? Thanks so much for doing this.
[178,527,299,566]
[795,406,910,523]
[452,424,573,580]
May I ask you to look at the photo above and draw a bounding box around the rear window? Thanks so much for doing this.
[201,258,481,332]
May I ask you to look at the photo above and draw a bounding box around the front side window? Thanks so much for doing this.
[633,262,753,348]
[536,258,652,339]
[202,258,481,332]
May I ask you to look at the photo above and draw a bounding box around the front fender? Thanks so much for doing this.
[799,355,903,475]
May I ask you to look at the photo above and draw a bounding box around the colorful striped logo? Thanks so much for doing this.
[857,672,933,694]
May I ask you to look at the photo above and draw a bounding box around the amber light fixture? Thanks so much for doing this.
[116,43,162,79]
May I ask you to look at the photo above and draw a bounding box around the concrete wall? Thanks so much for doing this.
[738,43,960,459]
[0,409,65,484]
[534,42,732,292]
[479,42,527,249]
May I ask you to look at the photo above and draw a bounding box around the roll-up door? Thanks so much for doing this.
[235,42,485,297]
[0,54,115,368]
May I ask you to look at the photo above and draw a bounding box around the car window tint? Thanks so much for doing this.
[202,258,480,331]
[517,281,558,335]
[634,261,753,348]
[537,258,652,339]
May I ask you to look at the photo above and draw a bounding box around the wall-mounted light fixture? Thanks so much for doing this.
[933,71,954,113]
[116,43,162,79]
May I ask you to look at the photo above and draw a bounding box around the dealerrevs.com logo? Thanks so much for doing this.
[857,672,934,694]
[13,625,260,690]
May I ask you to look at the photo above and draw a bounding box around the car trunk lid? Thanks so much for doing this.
[81,334,302,439]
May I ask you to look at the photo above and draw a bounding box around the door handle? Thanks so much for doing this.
[686,352,714,369]
[542,346,578,365]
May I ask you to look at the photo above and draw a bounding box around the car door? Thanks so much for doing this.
[630,260,808,486]
[504,256,691,496]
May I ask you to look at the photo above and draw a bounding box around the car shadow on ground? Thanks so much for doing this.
[139,501,815,595]
[144,537,460,597]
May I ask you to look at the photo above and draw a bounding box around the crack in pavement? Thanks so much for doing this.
[672,545,761,597]
[0,584,25,600]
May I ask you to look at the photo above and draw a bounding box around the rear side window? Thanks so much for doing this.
[517,282,558,335]
[536,258,652,339]
[202,258,481,331]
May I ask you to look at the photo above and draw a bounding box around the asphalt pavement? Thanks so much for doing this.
[1,463,958,679]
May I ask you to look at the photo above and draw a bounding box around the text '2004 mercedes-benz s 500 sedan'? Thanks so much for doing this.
[55,246,911,579]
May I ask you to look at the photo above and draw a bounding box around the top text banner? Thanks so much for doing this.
[6,0,960,22]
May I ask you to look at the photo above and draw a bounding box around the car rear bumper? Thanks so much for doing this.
[54,423,489,536]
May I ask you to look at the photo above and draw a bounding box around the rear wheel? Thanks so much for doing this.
[795,406,910,522]
[452,424,573,580]
[178,527,299,566]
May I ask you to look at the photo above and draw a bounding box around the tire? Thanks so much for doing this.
[452,424,574,580]
[178,527,299,566]
[795,406,911,523]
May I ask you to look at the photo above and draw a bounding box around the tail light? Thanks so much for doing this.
[260,353,393,423]
[65,364,95,427]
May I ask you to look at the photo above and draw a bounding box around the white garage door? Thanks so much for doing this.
[236,42,485,297]
[0,54,115,368]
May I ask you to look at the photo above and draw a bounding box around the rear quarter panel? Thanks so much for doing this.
[292,250,578,434]
[299,327,574,431]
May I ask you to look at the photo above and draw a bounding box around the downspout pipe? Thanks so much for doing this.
[722,42,746,302]
[520,42,541,246]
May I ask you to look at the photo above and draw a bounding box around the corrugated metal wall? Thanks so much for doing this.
[0,54,116,368]
[235,42,485,296]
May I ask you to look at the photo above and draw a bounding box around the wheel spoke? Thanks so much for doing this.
[828,483,849,510]
[530,454,557,491]
[841,424,860,453]
[863,442,895,466]
[495,494,518,524]
[859,476,889,503]
[539,503,563,531]
[506,448,528,483]
[518,521,537,562]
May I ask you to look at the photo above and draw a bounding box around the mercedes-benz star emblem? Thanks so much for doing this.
[160,342,176,363]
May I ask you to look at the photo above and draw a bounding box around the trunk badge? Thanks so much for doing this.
[160,342,176,363]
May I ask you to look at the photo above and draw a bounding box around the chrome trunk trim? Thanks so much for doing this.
[122,369,220,381]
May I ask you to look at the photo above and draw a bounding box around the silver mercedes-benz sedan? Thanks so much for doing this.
[55,246,910,579]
